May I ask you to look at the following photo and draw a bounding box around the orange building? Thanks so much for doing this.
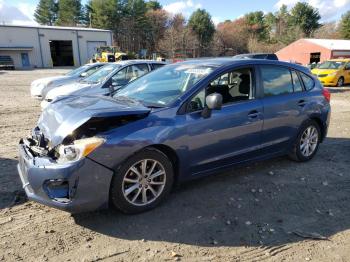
[276,38,350,65]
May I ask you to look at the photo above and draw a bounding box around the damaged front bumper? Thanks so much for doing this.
[17,140,114,213]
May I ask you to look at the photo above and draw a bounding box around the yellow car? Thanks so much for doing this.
[311,59,350,87]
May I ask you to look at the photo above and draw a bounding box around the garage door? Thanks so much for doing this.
[87,41,107,61]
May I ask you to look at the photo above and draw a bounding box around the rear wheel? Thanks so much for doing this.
[289,120,321,162]
[110,148,174,214]
[337,77,344,87]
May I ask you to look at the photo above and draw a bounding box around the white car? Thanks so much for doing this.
[30,63,105,100]
[41,60,166,110]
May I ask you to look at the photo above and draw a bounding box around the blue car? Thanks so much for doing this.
[17,59,331,214]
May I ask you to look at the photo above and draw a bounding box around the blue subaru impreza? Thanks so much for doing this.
[18,58,331,214]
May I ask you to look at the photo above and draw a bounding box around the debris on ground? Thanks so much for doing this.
[293,230,329,241]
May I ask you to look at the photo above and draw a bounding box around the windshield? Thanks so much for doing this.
[81,64,120,84]
[65,65,91,76]
[318,61,345,69]
[113,63,216,106]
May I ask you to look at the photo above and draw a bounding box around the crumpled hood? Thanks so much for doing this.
[45,82,92,100]
[38,95,150,147]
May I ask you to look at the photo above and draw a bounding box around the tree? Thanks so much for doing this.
[159,14,198,58]
[314,22,340,39]
[290,2,321,37]
[145,9,169,53]
[56,0,83,26]
[188,9,215,56]
[34,0,57,25]
[146,1,162,11]
[339,11,350,39]
[88,0,118,29]
[116,0,149,53]
[245,11,268,40]
[214,18,249,56]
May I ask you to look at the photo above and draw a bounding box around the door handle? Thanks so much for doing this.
[297,100,306,107]
[248,110,259,119]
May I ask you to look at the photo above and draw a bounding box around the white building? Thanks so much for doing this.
[0,25,113,68]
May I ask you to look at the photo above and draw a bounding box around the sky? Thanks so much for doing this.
[0,0,349,26]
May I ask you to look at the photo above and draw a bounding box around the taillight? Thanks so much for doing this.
[322,88,331,102]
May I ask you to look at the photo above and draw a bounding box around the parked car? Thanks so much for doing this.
[311,59,350,87]
[40,60,166,109]
[233,53,278,60]
[18,58,331,214]
[0,56,15,70]
[30,63,106,99]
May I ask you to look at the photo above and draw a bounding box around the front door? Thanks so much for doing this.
[21,53,30,67]
[184,66,264,175]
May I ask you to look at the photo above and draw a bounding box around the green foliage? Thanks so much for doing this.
[56,0,83,26]
[88,0,119,29]
[34,0,57,25]
[290,2,321,37]
[245,11,268,40]
[339,11,350,39]
[188,9,215,51]
[146,1,162,11]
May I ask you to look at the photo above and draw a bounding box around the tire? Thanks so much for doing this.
[110,148,174,214]
[289,120,321,162]
[337,77,344,87]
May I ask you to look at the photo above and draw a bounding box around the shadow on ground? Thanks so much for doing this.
[73,137,350,247]
[0,158,27,209]
[328,86,350,93]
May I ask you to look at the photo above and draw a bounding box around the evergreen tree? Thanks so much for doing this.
[146,1,162,11]
[34,0,57,25]
[290,2,321,37]
[245,11,268,40]
[56,0,83,26]
[339,11,350,39]
[188,9,215,55]
[88,0,118,29]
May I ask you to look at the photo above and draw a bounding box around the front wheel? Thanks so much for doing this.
[337,77,344,87]
[289,120,321,162]
[110,148,174,214]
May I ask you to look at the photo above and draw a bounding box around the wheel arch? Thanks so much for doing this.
[309,116,326,142]
[145,144,180,183]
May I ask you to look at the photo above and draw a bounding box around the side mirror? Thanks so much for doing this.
[201,93,223,118]
[80,72,88,77]
[206,93,223,110]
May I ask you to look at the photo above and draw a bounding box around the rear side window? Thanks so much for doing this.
[261,66,293,96]
[291,70,303,92]
[152,63,165,70]
[300,73,315,91]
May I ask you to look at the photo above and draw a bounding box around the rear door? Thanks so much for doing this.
[259,65,308,154]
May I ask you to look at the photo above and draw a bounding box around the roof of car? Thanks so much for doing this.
[176,58,310,73]
[234,53,275,56]
[112,60,166,66]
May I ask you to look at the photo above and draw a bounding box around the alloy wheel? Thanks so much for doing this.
[337,77,344,87]
[122,159,166,206]
[299,126,318,157]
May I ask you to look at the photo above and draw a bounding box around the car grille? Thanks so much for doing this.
[317,74,328,78]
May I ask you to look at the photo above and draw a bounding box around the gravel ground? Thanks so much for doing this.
[0,69,350,262]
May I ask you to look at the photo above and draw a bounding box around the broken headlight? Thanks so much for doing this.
[57,137,105,163]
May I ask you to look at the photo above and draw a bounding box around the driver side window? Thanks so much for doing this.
[111,67,128,85]
[188,68,253,112]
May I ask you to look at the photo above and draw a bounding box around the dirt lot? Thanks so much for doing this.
[0,69,349,262]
